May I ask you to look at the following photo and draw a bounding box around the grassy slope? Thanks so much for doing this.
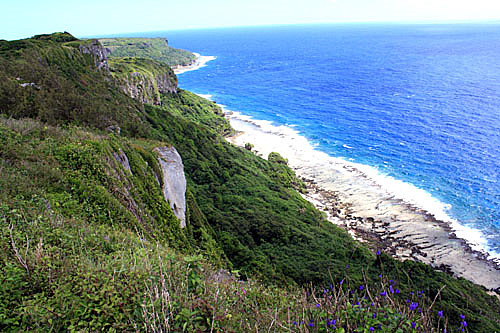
[0,33,148,136]
[99,37,196,67]
[0,33,499,331]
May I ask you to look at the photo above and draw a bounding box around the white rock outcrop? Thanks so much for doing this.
[155,146,187,228]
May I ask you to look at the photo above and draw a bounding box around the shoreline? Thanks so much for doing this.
[173,52,217,75]
[222,109,500,292]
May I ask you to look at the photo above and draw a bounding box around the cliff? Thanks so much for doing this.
[0,32,499,332]
[99,37,196,67]
[78,39,110,72]
[108,57,178,105]
[156,146,187,228]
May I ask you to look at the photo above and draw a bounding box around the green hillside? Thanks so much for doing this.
[0,32,498,332]
[99,37,196,67]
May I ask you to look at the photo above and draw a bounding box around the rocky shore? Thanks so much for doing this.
[298,175,500,293]
[224,113,500,293]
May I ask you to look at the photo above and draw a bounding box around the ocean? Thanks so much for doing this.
[136,24,500,260]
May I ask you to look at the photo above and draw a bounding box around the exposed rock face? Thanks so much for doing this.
[155,146,187,228]
[119,69,177,105]
[79,40,110,72]
[112,149,132,175]
[155,72,178,95]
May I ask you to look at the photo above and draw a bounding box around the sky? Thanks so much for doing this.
[1,0,500,40]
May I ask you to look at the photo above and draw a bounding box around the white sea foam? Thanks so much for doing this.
[221,108,500,262]
[174,53,217,75]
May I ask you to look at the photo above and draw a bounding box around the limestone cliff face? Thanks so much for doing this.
[118,68,177,105]
[79,40,111,72]
[155,146,187,228]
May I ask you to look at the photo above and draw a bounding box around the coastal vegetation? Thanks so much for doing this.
[99,37,196,67]
[0,32,499,332]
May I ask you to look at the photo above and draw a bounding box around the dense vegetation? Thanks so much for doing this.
[0,33,499,332]
[99,37,196,67]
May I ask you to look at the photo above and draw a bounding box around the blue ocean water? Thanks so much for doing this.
[140,24,500,257]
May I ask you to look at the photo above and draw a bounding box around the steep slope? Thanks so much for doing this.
[108,56,178,105]
[99,37,196,67]
[0,33,499,332]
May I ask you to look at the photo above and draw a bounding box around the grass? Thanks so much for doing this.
[0,32,499,332]
[99,37,196,67]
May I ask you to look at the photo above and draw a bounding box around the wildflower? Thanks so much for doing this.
[377,249,381,255]
[460,314,466,320]
[437,310,443,318]
[380,291,387,296]
[378,274,382,278]
[411,322,416,329]
[389,285,394,294]
[370,327,375,332]
[462,321,467,327]
[410,302,419,311]
[395,288,400,294]
[360,285,364,291]
[346,264,350,269]
[316,304,320,308]
[293,321,297,325]
[330,284,333,289]
[340,279,344,285]
[389,280,393,284]
[372,313,376,319]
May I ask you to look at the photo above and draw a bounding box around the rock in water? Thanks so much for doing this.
[155,146,187,228]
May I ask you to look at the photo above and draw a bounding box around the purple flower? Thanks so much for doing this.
[395,288,400,294]
[360,285,364,291]
[372,313,376,319]
[316,304,320,308]
[340,279,344,285]
[377,249,381,255]
[411,322,416,328]
[462,321,467,327]
[410,302,419,311]
[292,321,297,325]
[438,311,443,318]
[380,291,387,296]
[346,264,349,269]
[330,284,333,289]
[460,314,466,320]
[389,285,394,294]
[370,327,375,332]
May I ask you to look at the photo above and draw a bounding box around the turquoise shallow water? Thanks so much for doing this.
[122,24,500,257]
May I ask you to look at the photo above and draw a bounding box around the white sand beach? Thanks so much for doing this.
[218,108,500,292]
[173,52,217,75]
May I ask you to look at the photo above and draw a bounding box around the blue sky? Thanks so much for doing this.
[1,0,500,40]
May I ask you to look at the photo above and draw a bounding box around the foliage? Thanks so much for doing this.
[0,33,499,332]
[107,56,178,105]
[0,33,148,136]
[99,37,196,67]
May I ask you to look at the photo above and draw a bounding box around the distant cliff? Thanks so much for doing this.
[108,57,178,105]
[99,37,196,67]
